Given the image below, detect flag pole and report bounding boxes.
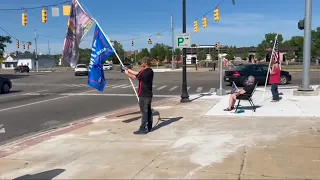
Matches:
[75,0,138,102]
[262,33,278,101]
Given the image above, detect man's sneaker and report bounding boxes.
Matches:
[133,129,148,135]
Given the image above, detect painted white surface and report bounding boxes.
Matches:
[205,85,320,117]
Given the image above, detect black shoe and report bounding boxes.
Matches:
[133,129,148,135]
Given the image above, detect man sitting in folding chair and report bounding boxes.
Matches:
[223,76,256,111]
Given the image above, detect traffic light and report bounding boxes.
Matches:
[214,8,220,21]
[16,41,19,49]
[22,12,27,26]
[232,0,236,5]
[148,38,152,44]
[193,20,198,33]
[22,43,25,49]
[132,40,134,46]
[215,42,219,49]
[202,17,207,28]
[42,9,47,23]
[298,19,304,30]
[27,44,30,50]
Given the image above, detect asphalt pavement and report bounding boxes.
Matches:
[0,69,319,144]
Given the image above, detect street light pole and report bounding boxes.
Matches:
[298,0,313,91]
[34,30,38,72]
[180,0,189,102]
[171,14,175,70]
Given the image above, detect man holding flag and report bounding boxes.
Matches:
[124,57,154,135]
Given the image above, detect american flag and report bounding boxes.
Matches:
[271,39,280,63]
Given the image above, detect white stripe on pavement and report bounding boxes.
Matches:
[112,84,128,88]
[187,87,191,91]
[169,86,178,91]
[121,85,134,88]
[196,87,203,93]
[209,88,215,92]
[156,85,167,90]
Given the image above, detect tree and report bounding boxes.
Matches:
[0,36,12,58]
[256,43,266,60]
[110,41,124,64]
[209,49,218,61]
[311,27,320,58]
[225,46,236,60]
[283,36,303,59]
[285,51,295,61]
[241,49,249,60]
[149,43,169,61]
[197,50,207,61]
[78,48,91,65]
[175,48,181,61]
[165,47,173,62]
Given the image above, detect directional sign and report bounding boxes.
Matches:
[176,33,191,48]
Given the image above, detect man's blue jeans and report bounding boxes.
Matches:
[271,84,279,101]
[139,97,153,131]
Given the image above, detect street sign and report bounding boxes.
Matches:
[176,33,191,48]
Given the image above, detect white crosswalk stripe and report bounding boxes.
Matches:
[169,86,178,91]
[112,84,127,88]
[196,87,203,93]
[156,85,167,90]
[187,87,191,91]
[209,88,216,92]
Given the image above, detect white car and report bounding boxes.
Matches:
[103,63,113,71]
[74,64,88,76]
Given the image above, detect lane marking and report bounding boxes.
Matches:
[196,87,203,93]
[156,85,167,90]
[21,93,179,98]
[36,89,49,93]
[187,87,191,91]
[0,89,96,113]
[169,86,178,91]
[209,88,215,92]
[112,84,127,88]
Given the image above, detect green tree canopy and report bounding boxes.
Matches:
[241,49,249,60]
[209,49,218,61]
[197,50,207,61]
[175,48,181,60]
[149,43,170,61]
[225,46,236,60]
[283,36,303,59]
[0,36,12,58]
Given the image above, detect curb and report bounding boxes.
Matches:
[0,97,179,158]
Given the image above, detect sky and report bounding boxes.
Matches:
[1,0,320,55]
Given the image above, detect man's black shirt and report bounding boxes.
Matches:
[136,68,154,97]
[243,84,255,95]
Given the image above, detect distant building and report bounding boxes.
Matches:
[1,54,57,70]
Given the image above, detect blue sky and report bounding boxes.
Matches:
[1,0,320,55]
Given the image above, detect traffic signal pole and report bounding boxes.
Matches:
[180,0,190,102]
[34,30,38,72]
[299,0,312,91]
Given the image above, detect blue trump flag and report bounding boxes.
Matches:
[88,24,115,91]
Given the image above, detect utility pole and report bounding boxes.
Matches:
[298,0,313,91]
[34,30,38,72]
[216,42,226,96]
[180,0,190,102]
[48,40,51,56]
[171,14,175,69]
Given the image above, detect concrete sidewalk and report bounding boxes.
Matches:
[1,91,320,179]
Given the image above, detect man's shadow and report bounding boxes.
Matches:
[13,169,65,180]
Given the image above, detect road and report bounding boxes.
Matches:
[0,70,319,144]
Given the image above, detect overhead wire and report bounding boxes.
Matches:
[0,1,71,11]
[0,26,33,43]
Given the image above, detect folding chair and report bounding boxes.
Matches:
[235,83,258,112]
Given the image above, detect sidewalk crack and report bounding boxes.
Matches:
[238,146,248,180]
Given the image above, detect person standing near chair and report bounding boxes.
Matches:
[124,57,154,134]
[269,62,280,102]
[223,76,256,111]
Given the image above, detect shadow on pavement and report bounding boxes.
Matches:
[122,110,159,123]
[237,105,262,110]
[13,169,65,180]
[117,111,140,117]
[0,74,29,80]
[152,117,183,131]
[189,92,214,101]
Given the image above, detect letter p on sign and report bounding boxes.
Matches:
[178,37,184,46]
[176,33,191,48]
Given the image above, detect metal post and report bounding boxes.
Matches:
[216,44,226,96]
[34,30,38,72]
[298,0,313,91]
[171,14,175,69]
[180,0,189,102]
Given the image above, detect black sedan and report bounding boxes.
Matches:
[14,65,30,73]
[224,64,292,86]
[0,76,12,94]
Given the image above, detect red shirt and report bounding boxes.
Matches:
[269,67,281,84]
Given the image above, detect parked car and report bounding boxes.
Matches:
[0,76,12,94]
[224,64,292,86]
[74,64,88,76]
[14,65,30,73]
[103,63,113,71]
[120,63,133,72]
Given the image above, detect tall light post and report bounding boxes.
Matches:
[180,0,190,102]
